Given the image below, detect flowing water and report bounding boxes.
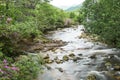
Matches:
[38,25,119,80]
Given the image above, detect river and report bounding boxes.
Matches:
[38,25,120,80]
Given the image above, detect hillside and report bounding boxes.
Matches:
[66,4,82,12]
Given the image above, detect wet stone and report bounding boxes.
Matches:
[69,53,75,57]
[72,57,78,62]
[56,67,64,72]
[54,56,59,60]
[78,54,83,56]
[43,54,50,59]
[72,57,82,62]
[89,54,96,59]
[45,65,52,70]
[105,62,112,66]
[63,55,69,61]
[113,65,120,71]
[55,59,63,64]
[87,74,96,80]
[44,59,54,64]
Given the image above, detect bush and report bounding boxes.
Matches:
[0,59,19,80]
[0,54,43,80]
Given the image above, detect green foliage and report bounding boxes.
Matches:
[36,3,67,31]
[9,21,43,38]
[83,0,120,47]
[0,55,43,80]
[15,55,43,80]
[76,9,84,23]
[0,0,68,58]
[69,12,76,19]
[0,0,69,79]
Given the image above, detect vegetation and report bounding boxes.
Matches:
[1,0,119,79]
[0,0,69,79]
[82,0,120,47]
[65,4,84,24]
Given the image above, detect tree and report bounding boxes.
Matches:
[83,0,120,47]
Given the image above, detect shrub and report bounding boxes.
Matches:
[0,54,43,80]
[0,59,19,80]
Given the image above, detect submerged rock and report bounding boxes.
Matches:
[45,65,52,70]
[69,53,75,57]
[89,54,96,59]
[54,57,63,64]
[87,74,96,80]
[55,59,63,64]
[78,54,83,56]
[63,55,69,61]
[72,57,82,62]
[87,71,115,80]
[56,67,64,72]
[72,57,78,62]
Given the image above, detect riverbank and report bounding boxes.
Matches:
[78,27,120,80]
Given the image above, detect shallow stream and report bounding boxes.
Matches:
[38,25,119,80]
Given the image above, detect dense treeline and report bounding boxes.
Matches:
[0,0,68,79]
[82,0,120,47]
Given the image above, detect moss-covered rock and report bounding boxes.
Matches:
[63,55,69,61]
[44,58,54,64]
[87,74,96,80]
[69,53,75,58]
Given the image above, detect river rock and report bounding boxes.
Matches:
[78,54,83,56]
[81,28,85,31]
[57,68,64,72]
[44,59,53,64]
[114,72,120,80]
[69,53,75,57]
[89,54,96,59]
[87,74,96,80]
[54,57,63,64]
[113,65,120,71]
[63,55,69,61]
[43,54,50,59]
[72,57,82,62]
[73,57,78,62]
[54,56,59,60]
[45,65,52,70]
[55,59,63,64]
[105,62,112,66]
[86,71,116,80]
[103,72,116,80]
